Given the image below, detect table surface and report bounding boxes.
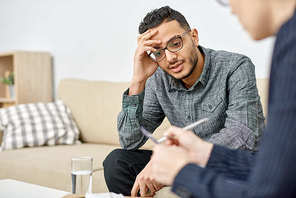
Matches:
[0,179,152,198]
[0,179,69,198]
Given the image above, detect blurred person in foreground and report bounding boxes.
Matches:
[151,0,296,197]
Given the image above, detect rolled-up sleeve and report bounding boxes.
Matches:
[117,77,165,150]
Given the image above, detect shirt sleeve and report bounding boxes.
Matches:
[206,145,255,180]
[208,57,265,150]
[117,76,165,150]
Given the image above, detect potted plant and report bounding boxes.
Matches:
[0,71,15,99]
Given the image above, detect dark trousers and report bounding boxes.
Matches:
[103,149,152,196]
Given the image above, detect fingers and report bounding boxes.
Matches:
[143,40,161,46]
[164,126,184,137]
[163,126,198,147]
[137,30,161,54]
[144,181,156,196]
[131,178,158,197]
[165,137,180,146]
[137,29,151,42]
[152,181,163,191]
[143,46,157,53]
[139,181,147,197]
[130,156,162,197]
[131,181,139,197]
[152,182,160,191]
[138,30,159,43]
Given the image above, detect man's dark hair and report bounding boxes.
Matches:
[139,6,191,34]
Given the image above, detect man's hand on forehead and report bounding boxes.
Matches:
[137,30,163,53]
[138,30,159,42]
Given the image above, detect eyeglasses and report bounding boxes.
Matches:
[149,31,190,62]
[216,0,229,6]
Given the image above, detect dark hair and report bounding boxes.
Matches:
[139,6,191,34]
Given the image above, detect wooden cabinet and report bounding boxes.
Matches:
[0,51,53,107]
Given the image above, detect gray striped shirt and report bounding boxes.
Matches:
[118,46,265,150]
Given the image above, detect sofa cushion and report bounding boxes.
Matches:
[58,79,129,145]
[0,143,119,193]
[0,100,80,151]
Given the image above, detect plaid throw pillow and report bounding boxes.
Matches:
[0,100,81,151]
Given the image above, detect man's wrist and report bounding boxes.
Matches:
[129,78,147,95]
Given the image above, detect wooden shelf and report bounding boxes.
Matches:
[0,98,16,103]
[0,51,53,108]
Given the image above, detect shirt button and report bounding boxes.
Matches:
[208,104,213,110]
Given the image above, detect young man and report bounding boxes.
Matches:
[103,6,265,197]
[151,0,296,197]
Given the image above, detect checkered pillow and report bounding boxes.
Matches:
[0,100,81,151]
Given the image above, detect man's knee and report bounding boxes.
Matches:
[103,149,126,169]
[103,149,134,192]
[103,149,130,180]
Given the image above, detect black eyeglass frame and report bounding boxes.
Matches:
[148,30,191,62]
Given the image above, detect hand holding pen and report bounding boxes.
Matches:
[150,123,214,185]
[150,118,214,169]
[140,118,209,144]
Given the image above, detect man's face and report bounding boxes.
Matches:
[229,0,273,40]
[149,20,199,80]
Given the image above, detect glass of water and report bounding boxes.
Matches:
[71,157,93,195]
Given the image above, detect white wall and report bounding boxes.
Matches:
[0,0,274,96]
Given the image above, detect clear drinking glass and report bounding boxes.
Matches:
[71,157,93,195]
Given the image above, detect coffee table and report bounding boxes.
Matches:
[0,179,152,198]
[0,179,69,198]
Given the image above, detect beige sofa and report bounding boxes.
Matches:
[0,78,269,197]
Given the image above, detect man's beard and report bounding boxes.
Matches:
[174,47,199,80]
[180,51,198,80]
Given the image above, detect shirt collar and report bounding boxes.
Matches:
[169,45,211,91]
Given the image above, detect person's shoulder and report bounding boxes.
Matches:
[206,47,254,75]
[271,11,296,74]
[207,47,252,64]
[275,10,296,53]
[278,10,296,38]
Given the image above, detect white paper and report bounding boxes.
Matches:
[86,192,124,198]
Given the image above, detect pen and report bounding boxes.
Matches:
[140,126,160,144]
[158,117,209,143]
[140,117,209,144]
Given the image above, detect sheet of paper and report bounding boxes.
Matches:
[86,192,124,198]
